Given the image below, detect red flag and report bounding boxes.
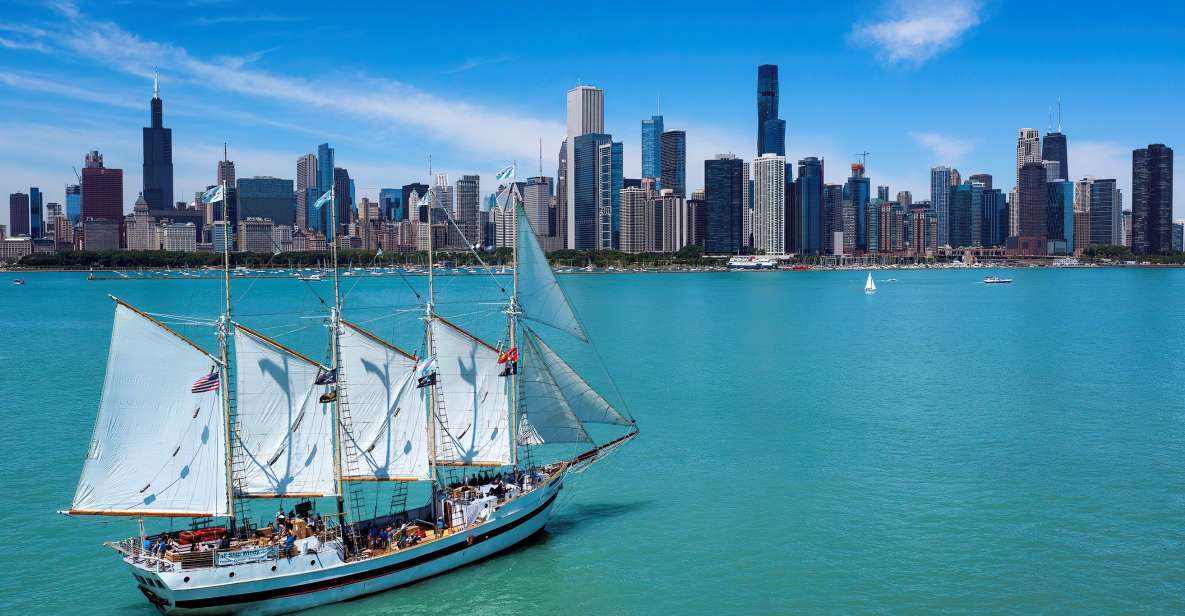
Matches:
[498,347,518,364]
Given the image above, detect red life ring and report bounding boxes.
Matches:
[465,535,474,546]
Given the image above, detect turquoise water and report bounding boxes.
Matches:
[3,268,1185,614]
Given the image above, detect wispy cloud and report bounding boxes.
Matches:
[440,54,515,75]
[851,0,983,64]
[191,14,303,27]
[0,71,141,110]
[910,131,976,163]
[46,0,81,20]
[0,36,49,52]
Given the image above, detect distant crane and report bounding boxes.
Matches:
[855,151,870,167]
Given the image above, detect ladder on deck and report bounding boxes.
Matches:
[226,357,251,534]
[427,328,463,528]
[387,481,409,520]
[332,340,367,549]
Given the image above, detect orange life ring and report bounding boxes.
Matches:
[466,535,474,546]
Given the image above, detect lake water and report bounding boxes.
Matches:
[2,268,1184,614]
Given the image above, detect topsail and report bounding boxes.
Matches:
[430,318,512,466]
[70,300,228,517]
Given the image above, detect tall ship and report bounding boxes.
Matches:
[61,175,638,615]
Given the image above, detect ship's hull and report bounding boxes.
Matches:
[134,478,562,615]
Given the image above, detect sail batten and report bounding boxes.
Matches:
[70,301,229,517]
[338,321,430,481]
[515,202,589,341]
[430,319,512,466]
[234,324,338,498]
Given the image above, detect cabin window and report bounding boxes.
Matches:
[183,577,190,583]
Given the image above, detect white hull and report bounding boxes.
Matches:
[133,478,563,615]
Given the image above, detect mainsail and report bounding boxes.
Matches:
[234,324,337,498]
[429,318,512,466]
[515,202,588,341]
[70,300,228,517]
[338,321,430,481]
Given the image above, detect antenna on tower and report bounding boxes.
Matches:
[1057,96,1062,132]
[428,154,432,178]
[223,142,227,161]
[538,138,543,176]
[152,67,159,99]
[1047,106,1052,133]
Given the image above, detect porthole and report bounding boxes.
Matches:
[228,571,235,578]
[183,576,190,583]
[271,565,277,572]
[310,560,316,566]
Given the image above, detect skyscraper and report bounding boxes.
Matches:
[332,167,351,239]
[454,175,480,248]
[796,157,823,255]
[1042,131,1068,181]
[1016,128,1042,187]
[1047,179,1074,254]
[704,154,744,255]
[572,132,612,250]
[1013,161,1048,254]
[65,184,81,223]
[846,163,870,250]
[29,187,43,239]
[403,182,429,223]
[1132,144,1174,255]
[8,192,29,236]
[756,65,785,157]
[641,115,663,182]
[565,85,604,248]
[896,190,913,207]
[949,182,975,248]
[660,130,686,197]
[824,184,844,254]
[141,74,174,211]
[81,150,123,221]
[523,176,554,241]
[216,154,235,187]
[1089,178,1120,246]
[753,154,786,254]
[378,188,402,222]
[930,166,952,246]
[969,173,993,192]
[296,153,317,230]
[237,177,296,226]
[877,185,890,202]
[596,140,623,250]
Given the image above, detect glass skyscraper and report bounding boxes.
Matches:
[704,155,744,254]
[29,187,43,239]
[756,64,785,157]
[596,140,623,250]
[846,164,870,250]
[1132,144,1174,254]
[642,115,663,183]
[660,130,686,196]
[237,177,296,226]
[572,133,613,250]
[142,78,174,210]
[65,184,81,223]
[796,157,823,255]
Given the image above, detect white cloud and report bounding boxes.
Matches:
[0,36,48,52]
[851,0,983,64]
[910,132,976,164]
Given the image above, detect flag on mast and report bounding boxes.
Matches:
[200,185,225,204]
[495,164,515,183]
[311,189,334,210]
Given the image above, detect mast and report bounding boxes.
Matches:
[424,186,440,520]
[217,163,236,528]
[328,187,347,526]
[507,163,519,469]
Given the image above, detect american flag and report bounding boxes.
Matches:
[191,370,220,393]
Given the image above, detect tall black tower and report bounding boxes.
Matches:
[757,64,785,157]
[142,72,174,210]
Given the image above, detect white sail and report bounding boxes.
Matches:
[525,327,632,427]
[516,202,589,342]
[864,272,876,293]
[429,319,512,466]
[338,322,430,481]
[71,301,228,517]
[517,329,592,446]
[234,325,337,497]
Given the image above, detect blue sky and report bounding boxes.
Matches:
[1,0,1182,227]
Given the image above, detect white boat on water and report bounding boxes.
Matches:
[61,181,638,615]
[864,272,877,294]
[983,275,1013,284]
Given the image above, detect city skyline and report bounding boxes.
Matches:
[1,1,1183,231]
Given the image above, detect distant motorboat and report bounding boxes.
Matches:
[12,279,25,285]
[864,272,877,294]
[984,275,1013,284]
[885,278,897,283]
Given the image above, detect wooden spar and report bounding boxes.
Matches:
[570,428,639,466]
[433,314,500,352]
[108,296,220,364]
[234,322,327,368]
[65,509,218,518]
[339,476,427,482]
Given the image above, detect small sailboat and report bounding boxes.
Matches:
[864,272,877,294]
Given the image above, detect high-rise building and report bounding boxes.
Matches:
[125,195,156,250]
[8,193,29,236]
[618,184,653,254]
[564,85,604,248]
[824,184,844,255]
[596,140,624,249]
[29,187,43,239]
[877,185,890,202]
[332,167,352,239]
[141,74,174,211]
[704,154,744,255]
[1172,220,1184,252]
[316,143,334,192]
[237,177,296,226]
[1012,161,1048,254]
[846,163,871,250]
[753,154,786,254]
[216,155,235,187]
[1089,178,1121,246]
[81,151,123,221]
[378,188,402,222]
[1016,128,1042,187]
[1132,144,1174,255]
[454,175,480,248]
[296,153,317,229]
[1047,180,1074,254]
[523,176,554,244]
[403,182,430,223]
[1042,131,1069,182]
[983,188,1007,247]
[969,173,993,192]
[796,157,824,255]
[660,130,686,196]
[756,64,785,157]
[930,166,952,246]
[570,132,611,250]
[1073,177,1093,255]
[65,184,81,223]
[896,190,913,207]
[949,182,976,248]
[1123,210,1133,247]
[641,115,663,183]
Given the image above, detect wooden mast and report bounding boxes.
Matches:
[328,187,347,528]
[424,186,440,523]
[217,155,237,528]
[507,163,520,470]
